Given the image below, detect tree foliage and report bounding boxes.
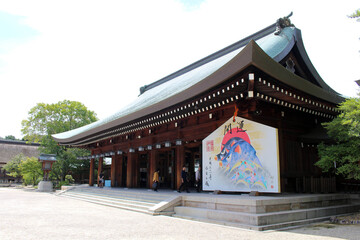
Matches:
[3,154,43,185]
[316,93,360,179]
[3,153,24,178]
[50,147,91,182]
[348,9,360,18]
[5,135,16,140]
[19,157,43,185]
[21,100,97,181]
[22,100,97,144]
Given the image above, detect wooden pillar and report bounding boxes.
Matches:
[126,153,134,188]
[176,145,185,189]
[110,155,116,187]
[116,156,123,187]
[89,158,94,186]
[97,157,103,186]
[149,150,157,189]
[134,155,139,188]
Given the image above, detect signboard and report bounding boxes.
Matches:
[105,180,111,187]
[202,116,280,193]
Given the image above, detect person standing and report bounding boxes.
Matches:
[195,166,201,192]
[152,169,160,192]
[98,172,104,188]
[178,166,189,193]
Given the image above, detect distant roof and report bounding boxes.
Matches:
[0,139,40,147]
[53,20,344,145]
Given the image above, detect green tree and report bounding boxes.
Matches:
[3,153,25,178]
[348,9,360,18]
[50,147,91,182]
[21,100,97,181]
[349,9,360,53]
[22,100,97,144]
[316,93,360,179]
[19,157,43,185]
[5,135,16,140]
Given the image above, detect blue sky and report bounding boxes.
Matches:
[0,0,359,139]
[179,0,205,11]
[0,11,37,44]
[0,11,38,69]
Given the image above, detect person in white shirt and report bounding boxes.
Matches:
[195,166,201,192]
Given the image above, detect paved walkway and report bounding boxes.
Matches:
[1,187,360,240]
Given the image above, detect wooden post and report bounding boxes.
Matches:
[149,150,157,189]
[126,153,134,188]
[89,158,94,186]
[134,155,139,188]
[111,155,116,187]
[116,156,123,187]
[176,145,185,189]
[97,157,103,186]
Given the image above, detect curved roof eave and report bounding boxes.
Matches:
[260,27,340,96]
[292,29,340,95]
[250,39,344,104]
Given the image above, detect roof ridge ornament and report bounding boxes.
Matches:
[275,12,294,35]
[139,85,148,95]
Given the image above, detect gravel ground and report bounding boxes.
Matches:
[0,187,360,240]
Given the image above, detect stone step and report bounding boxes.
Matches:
[58,187,178,215]
[60,194,153,214]
[62,195,153,212]
[62,191,156,209]
[254,216,334,231]
[65,190,162,205]
[256,204,360,225]
[174,203,360,228]
[172,213,331,231]
[71,188,172,202]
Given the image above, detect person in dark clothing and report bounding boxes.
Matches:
[98,172,104,188]
[178,166,189,193]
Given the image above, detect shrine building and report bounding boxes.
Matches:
[53,16,344,193]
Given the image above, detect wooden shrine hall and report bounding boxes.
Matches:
[53,15,344,193]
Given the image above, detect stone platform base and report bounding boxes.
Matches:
[173,193,360,230]
[56,186,360,231]
[38,181,53,192]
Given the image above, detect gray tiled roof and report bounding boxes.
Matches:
[53,24,342,144]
